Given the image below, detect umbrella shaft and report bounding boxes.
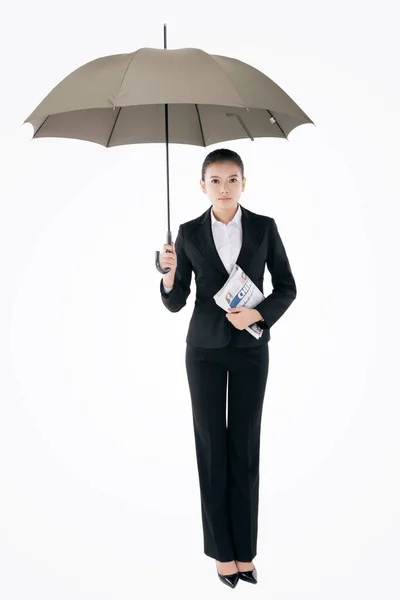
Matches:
[165,103,170,233]
[164,23,171,239]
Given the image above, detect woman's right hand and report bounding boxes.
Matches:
[160,242,177,278]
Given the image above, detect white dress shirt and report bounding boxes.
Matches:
[163,203,243,293]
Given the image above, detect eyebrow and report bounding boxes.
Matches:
[209,174,240,178]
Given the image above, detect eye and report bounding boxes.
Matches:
[210,178,238,183]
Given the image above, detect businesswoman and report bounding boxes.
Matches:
[159,148,296,588]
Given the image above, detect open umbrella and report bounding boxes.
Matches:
[24,24,314,274]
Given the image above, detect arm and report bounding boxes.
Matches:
[252,218,297,329]
[159,224,193,312]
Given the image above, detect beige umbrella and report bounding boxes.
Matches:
[24,24,314,273]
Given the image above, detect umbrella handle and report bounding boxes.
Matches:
[155,229,173,274]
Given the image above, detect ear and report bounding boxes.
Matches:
[242,176,247,192]
[199,179,206,194]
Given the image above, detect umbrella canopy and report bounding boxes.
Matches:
[24,47,314,147]
[24,34,314,275]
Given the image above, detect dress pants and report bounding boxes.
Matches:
[185,341,269,562]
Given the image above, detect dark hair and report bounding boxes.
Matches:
[201,148,244,181]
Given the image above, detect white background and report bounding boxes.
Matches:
[1,1,399,598]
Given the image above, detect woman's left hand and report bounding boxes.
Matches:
[226,306,260,330]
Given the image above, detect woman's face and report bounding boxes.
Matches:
[200,161,246,209]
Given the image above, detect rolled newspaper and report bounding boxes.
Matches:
[213,264,265,339]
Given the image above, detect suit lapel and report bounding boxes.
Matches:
[190,203,264,278]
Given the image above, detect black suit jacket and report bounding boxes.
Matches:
[160,203,296,349]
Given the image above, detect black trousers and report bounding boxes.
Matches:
[185,341,270,562]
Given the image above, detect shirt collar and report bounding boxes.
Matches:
[211,203,242,228]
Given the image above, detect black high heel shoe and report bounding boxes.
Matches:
[216,566,240,588]
[237,567,258,584]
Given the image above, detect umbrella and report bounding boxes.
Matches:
[24,24,314,274]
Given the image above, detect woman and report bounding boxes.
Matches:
[159,148,296,588]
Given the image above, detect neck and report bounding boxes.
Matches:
[211,202,239,224]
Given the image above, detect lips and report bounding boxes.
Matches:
[218,197,231,200]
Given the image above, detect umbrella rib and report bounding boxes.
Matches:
[106,107,122,147]
[106,51,139,147]
[33,115,50,138]
[226,113,254,141]
[266,110,288,140]
[195,105,206,146]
